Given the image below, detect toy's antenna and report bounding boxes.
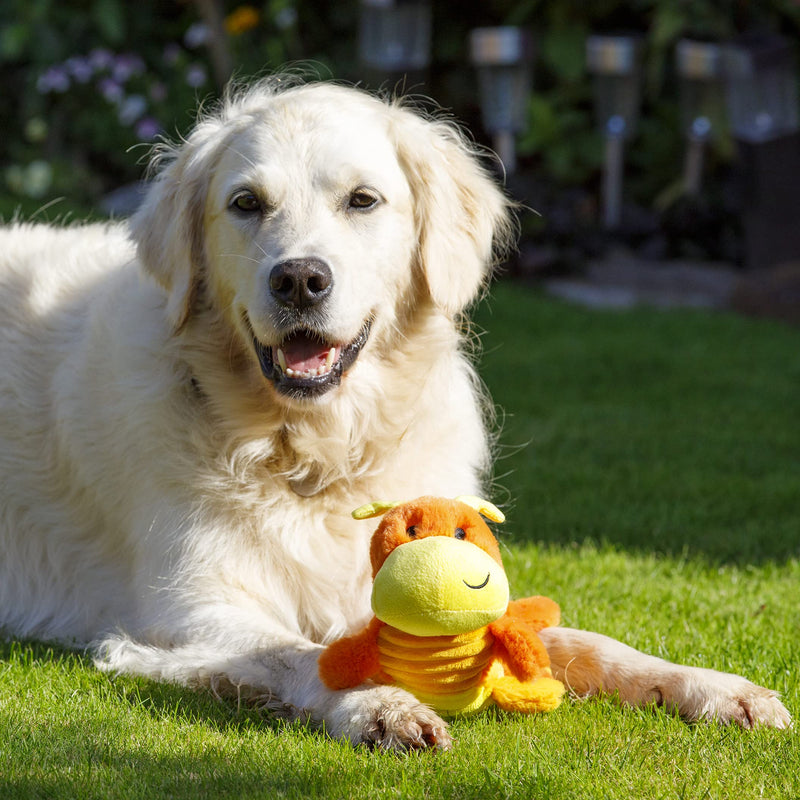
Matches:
[351,501,399,520]
[455,495,506,523]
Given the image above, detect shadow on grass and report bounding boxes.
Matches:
[0,640,568,800]
[0,637,290,736]
[0,639,334,800]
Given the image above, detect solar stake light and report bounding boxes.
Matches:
[586,34,643,229]
[469,26,534,174]
[724,32,799,143]
[676,40,724,195]
[359,0,431,73]
[724,33,800,269]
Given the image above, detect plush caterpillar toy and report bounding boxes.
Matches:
[318,495,565,716]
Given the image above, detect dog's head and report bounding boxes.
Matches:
[131,79,513,403]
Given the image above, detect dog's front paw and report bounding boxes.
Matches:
[666,668,791,729]
[706,678,791,730]
[326,685,451,751]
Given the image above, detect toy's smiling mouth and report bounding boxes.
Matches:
[249,319,372,399]
[463,573,491,590]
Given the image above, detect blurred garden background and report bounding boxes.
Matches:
[3,0,800,319]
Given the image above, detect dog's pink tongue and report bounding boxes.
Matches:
[279,334,333,372]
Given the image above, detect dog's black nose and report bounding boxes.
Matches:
[269,258,333,309]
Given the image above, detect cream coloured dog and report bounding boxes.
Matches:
[0,80,789,749]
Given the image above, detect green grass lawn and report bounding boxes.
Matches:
[2,281,798,799]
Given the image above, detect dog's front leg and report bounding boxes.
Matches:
[221,642,452,750]
[94,631,452,750]
[538,627,791,728]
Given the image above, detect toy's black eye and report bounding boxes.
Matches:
[406,526,417,538]
[230,191,262,214]
[454,528,466,540]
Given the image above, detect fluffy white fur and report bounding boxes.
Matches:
[0,80,789,749]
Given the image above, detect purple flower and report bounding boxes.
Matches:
[89,48,114,71]
[65,56,93,84]
[185,63,208,88]
[112,54,145,84]
[118,94,147,126]
[99,77,124,104]
[37,67,70,94]
[184,22,209,49]
[135,117,161,141]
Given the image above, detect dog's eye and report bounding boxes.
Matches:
[230,192,262,214]
[454,528,466,540]
[348,190,378,211]
[406,525,417,538]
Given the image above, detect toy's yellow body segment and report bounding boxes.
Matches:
[378,625,496,714]
[376,624,564,716]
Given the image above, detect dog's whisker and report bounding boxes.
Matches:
[219,252,262,265]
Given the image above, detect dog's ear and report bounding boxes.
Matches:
[390,107,515,316]
[130,119,224,331]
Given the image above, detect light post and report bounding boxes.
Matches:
[676,40,724,196]
[358,0,431,76]
[469,27,534,174]
[725,33,798,142]
[724,33,800,269]
[586,35,643,229]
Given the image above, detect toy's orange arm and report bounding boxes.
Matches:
[318,617,383,690]
[489,612,552,682]
[506,596,560,631]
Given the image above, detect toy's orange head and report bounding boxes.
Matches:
[358,495,504,578]
[353,496,508,636]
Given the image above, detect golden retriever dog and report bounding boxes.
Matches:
[0,79,789,749]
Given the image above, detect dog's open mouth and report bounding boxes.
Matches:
[252,320,372,398]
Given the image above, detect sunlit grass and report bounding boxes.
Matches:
[2,281,798,799]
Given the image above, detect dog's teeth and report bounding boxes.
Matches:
[281,349,337,380]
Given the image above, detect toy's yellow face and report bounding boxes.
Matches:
[371,536,510,636]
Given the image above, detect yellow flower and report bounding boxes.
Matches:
[225,5,260,36]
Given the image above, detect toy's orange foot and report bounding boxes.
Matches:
[492,675,566,714]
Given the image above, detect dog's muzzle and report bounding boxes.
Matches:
[248,258,372,399]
